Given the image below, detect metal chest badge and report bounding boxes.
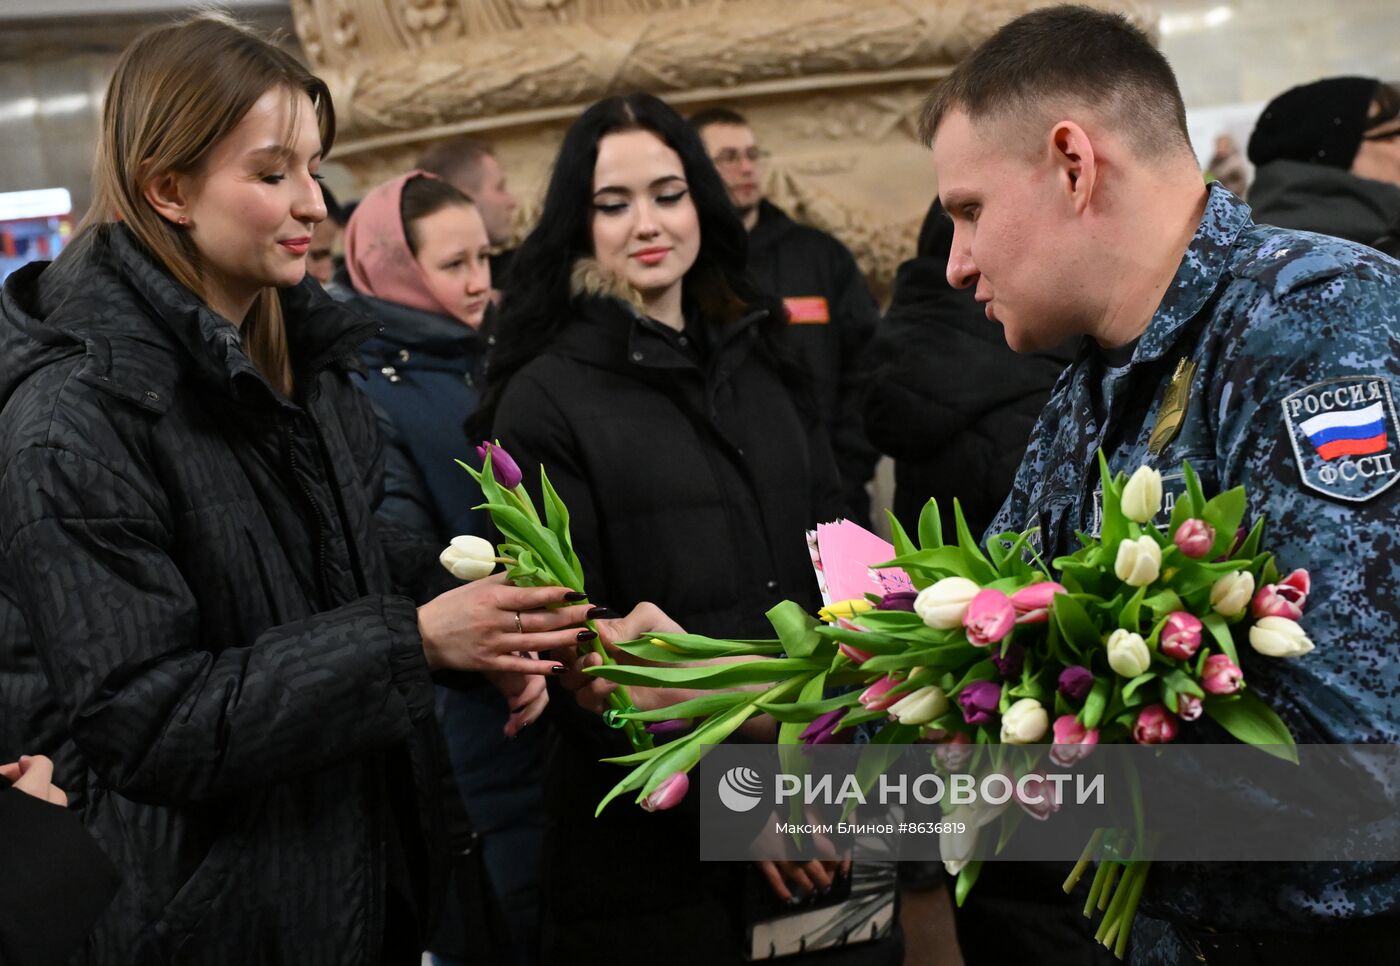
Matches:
[1282,375,1400,502]
[1148,358,1196,456]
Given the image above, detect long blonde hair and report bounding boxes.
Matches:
[73,14,335,397]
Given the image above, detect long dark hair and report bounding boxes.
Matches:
[477,92,791,430]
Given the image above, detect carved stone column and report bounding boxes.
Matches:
[292,0,1155,293]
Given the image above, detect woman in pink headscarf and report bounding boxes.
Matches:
[345,171,546,966]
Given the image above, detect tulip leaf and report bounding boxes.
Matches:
[954,862,983,907]
[1202,486,1247,558]
[954,499,998,584]
[594,751,668,814]
[778,672,829,743]
[619,692,751,722]
[1181,460,1207,518]
[888,511,919,561]
[1142,589,1184,619]
[861,643,977,673]
[1200,612,1239,664]
[476,502,578,591]
[642,632,783,657]
[1097,451,1128,549]
[1118,586,1146,632]
[1082,678,1111,731]
[1203,691,1299,764]
[584,657,823,688]
[1052,594,1102,654]
[539,467,583,582]
[919,498,944,550]
[1162,668,1204,699]
[949,659,999,697]
[1119,671,1156,703]
[761,687,857,724]
[814,625,930,655]
[767,600,822,658]
[1234,516,1267,561]
[877,546,969,581]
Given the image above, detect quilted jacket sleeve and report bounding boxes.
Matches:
[0,444,435,806]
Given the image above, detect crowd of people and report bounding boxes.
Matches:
[1,4,1398,965]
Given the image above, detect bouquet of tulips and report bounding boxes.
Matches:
[441,442,654,754]
[569,453,1315,958]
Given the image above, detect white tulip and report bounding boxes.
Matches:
[1106,629,1151,678]
[1000,698,1049,744]
[1249,616,1315,658]
[1210,570,1255,617]
[915,577,981,630]
[1114,536,1162,587]
[889,686,949,725]
[439,534,498,581]
[1121,466,1163,523]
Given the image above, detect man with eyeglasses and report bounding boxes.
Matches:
[691,107,881,525]
[1247,76,1400,250]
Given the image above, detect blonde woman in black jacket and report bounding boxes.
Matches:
[0,16,595,963]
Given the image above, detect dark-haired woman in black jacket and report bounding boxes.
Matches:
[478,92,902,965]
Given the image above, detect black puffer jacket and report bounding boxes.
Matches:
[0,225,454,964]
[1248,159,1400,248]
[490,268,841,963]
[864,247,1076,540]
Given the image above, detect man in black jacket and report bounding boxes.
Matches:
[864,199,1077,540]
[691,107,881,524]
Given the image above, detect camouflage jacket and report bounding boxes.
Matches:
[988,184,1400,938]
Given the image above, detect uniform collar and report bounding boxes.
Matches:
[1132,183,1252,365]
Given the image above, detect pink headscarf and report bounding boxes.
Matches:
[344,169,458,318]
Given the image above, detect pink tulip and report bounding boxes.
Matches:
[963,589,1016,647]
[1133,704,1179,744]
[1010,581,1066,624]
[1201,654,1244,695]
[1050,715,1099,767]
[1176,693,1203,721]
[1173,518,1216,558]
[859,675,902,712]
[641,771,689,812]
[1015,772,1063,821]
[1251,569,1310,620]
[839,641,875,665]
[1160,611,1203,660]
[934,732,973,771]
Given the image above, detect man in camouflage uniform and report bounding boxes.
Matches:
[923,6,1399,963]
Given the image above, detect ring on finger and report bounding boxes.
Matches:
[514,611,523,634]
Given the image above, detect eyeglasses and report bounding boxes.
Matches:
[711,147,770,168]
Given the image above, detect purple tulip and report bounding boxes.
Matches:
[645,718,692,736]
[958,681,1001,725]
[476,440,523,489]
[1057,665,1094,701]
[641,771,689,812]
[800,708,848,745]
[877,590,919,611]
[991,642,1025,680]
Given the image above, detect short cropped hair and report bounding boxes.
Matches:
[414,136,496,192]
[688,106,750,132]
[919,4,1191,161]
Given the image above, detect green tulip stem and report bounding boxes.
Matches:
[1096,861,1121,912]
[1064,828,1106,895]
[1113,862,1150,960]
[1093,862,1131,945]
[583,618,653,751]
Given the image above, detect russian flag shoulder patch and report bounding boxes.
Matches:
[1282,375,1400,502]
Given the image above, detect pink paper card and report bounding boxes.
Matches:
[813,519,916,605]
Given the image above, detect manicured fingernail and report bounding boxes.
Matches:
[551,664,567,674]
[576,629,597,643]
[784,895,801,907]
[585,606,611,619]
[564,591,588,601]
